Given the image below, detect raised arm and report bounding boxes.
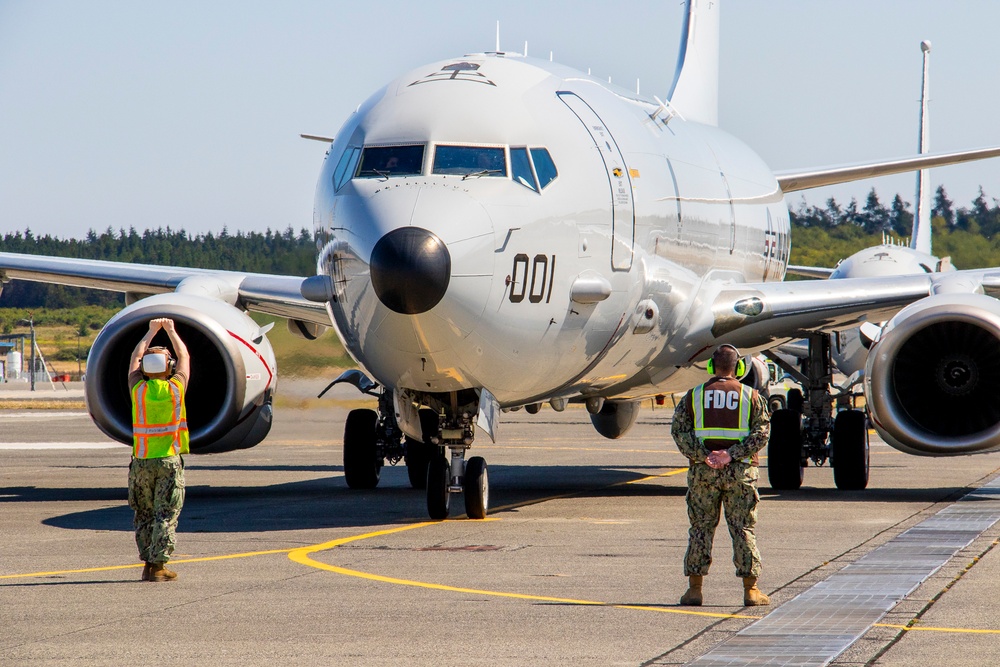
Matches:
[128,320,162,375]
[160,318,190,382]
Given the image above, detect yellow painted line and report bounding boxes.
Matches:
[288,537,757,620]
[285,467,762,620]
[875,623,1000,635]
[0,547,295,580]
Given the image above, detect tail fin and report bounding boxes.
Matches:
[911,40,932,254]
[667,0,720,126]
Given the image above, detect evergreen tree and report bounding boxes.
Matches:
[889,195,913,239]
[861,188,889,235]
[933,185,955,227]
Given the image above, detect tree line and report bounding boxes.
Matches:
[0,226,315,308]
[2,184,1000,309]
[789,185,1000,270]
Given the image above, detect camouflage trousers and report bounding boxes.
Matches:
[684,461,762,578]
[128,456,185,565]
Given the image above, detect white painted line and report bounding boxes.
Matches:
[0,442,122,450]
[2,412,88,420]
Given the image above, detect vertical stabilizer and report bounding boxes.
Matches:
[667,0,720,126]
[912,40,932,253]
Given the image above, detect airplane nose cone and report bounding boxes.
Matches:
[370,227,451,314]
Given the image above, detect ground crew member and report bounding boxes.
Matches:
[671,344,771,606]
[127,317,190,582]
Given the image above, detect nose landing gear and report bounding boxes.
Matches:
[426,414,489,520]
[327,371,490,520]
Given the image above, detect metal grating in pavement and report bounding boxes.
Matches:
[685,477,1000,667]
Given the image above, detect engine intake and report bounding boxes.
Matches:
[86,293,276,453]
[865,293,1000,455]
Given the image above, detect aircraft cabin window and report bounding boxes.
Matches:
[530,148,558,189]
[510,147,538,191]
[333,146,361,191]
[433,145,506,178]
[355,145,424,178]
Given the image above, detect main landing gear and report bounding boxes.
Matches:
[325,372,490,520]
[765,333,869,491]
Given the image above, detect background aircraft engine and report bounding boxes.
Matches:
[590,400,642,440]
[865,292,1000,456]
[85,293,276,453]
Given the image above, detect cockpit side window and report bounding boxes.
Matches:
[333,146,361,191]
[530,148,558,189]
[510,147,538,192]
[433,145,506,178]
[356,145,424,178]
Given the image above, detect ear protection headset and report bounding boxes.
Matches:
[706,343,746,377]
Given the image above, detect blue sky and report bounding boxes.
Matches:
[2,1,999,239]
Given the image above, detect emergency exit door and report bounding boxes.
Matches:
[557,92,634,271]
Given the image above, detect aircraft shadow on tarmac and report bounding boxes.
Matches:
[28,464,683,533]
[15,462,982,534]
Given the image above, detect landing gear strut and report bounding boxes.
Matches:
[765,332,869,490]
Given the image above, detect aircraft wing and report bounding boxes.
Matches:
[785,265,835,279]
[776,145,1000,193]
[0,252,332,325]
[703,268,1000,352]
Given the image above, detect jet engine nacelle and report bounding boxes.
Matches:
[590,400,641,440]
[864,292,1000,456]
[86,293,277,453]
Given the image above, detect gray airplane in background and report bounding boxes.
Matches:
[4,0,1000,520]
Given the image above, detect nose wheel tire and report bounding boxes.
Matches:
[463,456,489,519]
[426,453,451,520]
[343,409,381,489]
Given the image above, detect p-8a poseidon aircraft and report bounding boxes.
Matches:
[4,0,1000,520]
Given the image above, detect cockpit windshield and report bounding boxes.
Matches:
[356,145,424,178]
[433,146,506,178]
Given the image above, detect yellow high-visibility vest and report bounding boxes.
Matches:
[131,377,189,458]
[692,381,753,445]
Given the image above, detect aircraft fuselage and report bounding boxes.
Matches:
[314,54,790,407]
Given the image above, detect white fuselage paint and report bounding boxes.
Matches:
[314,55,789,407]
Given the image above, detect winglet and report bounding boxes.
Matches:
[667,0,720,127]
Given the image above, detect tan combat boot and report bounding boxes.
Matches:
[743,577,770,606]
[148,563,178,582]
[141,562,152,581]
[679,575,704,606]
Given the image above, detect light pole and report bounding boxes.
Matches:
[17,315,35,392]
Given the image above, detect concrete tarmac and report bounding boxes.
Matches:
[2,386,1000,666]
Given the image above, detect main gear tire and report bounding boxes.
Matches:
[426,452,451,520]
[767,409,803,490]
[832,410,870,490]
[787,388,804,414]
[463,456,489,519]
[405,409,439,489]
[343,409,381,489]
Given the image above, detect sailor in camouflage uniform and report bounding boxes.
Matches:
[671,344,771,606]
[127,318,191,583]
